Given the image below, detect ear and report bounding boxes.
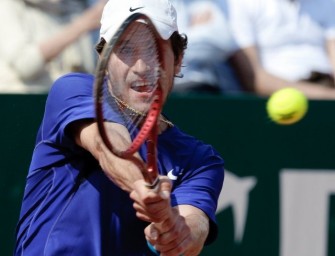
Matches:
[174,55,183,76]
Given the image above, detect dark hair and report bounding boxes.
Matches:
[95,31,188,62]
[170,31,188,61]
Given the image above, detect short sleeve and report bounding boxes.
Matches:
[29,73,96,171]
[41,73,96,144]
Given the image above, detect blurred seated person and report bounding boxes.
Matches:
[0,0,106,93]
[225,0,335,99]
[171,0,242,94]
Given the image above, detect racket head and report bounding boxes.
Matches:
[94,13,164,181]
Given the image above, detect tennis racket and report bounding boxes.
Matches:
[94,12,165,189]
[94,13,167,254]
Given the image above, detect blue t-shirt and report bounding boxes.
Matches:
[14,73,224,256]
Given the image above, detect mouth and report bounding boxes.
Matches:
[130,80,156,93]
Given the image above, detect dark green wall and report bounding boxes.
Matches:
[164,94,335,256]
[1,94,335,255]
[1,95,46,256]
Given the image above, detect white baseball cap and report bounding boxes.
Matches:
[100,0,178,42]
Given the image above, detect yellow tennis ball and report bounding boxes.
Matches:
[266,87,308,125]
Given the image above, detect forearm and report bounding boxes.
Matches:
[39,18,90,62]
[177,205,210,255]
[39,1,104,62]
[73,121,143,192]
[326,38,335,80]
[255,69,335,99]
[231,47,335,99]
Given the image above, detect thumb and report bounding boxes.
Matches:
[158,176,172,199]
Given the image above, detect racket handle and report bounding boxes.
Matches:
[147,240,184,256]
[147,240,160,255]
[144,176,160,192]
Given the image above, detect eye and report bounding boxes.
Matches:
[118,45,133,55]
[146,45,156,55]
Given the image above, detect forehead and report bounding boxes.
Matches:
[119,21,156,43]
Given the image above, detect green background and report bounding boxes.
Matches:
[1,94,334,255]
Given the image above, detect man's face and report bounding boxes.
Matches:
[106,22,179,113]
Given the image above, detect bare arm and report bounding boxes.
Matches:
[177,205,210,256]
[231,46,335,99]
[326,38,335,83]
[72,120,143,192]
[39,0,106,62]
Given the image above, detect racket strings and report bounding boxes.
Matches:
[103,81,143,137]
[104,22,159,137]
[97,15,174,160]
[111,92,173,128]
[104,21,166,138]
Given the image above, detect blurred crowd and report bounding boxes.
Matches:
[0,0,334,99]
[0,0,104,93]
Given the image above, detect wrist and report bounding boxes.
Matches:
[179,209,210,247]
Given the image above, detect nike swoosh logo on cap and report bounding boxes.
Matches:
[129,7,144,12]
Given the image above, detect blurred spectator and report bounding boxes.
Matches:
[0,0,106,93]
[224,0,335,99]
[171,0,242,94]
[86,0,102,45]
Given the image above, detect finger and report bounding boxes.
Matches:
[146,223,159,241]
[155,215,192,254]
[131,180,166,203]
[130,188,169,211]
[158,218,188,245]
[155,177,172,207]
[158,176,172,197]
[156,236,189,256]
[145,224,160,255]
[157,232,197,256]
[133,201,171,222]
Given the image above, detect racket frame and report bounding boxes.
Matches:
[94,13,163,186]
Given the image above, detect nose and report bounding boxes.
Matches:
[133,58,150,75]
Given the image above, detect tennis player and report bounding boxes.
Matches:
[14,0,224,255]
